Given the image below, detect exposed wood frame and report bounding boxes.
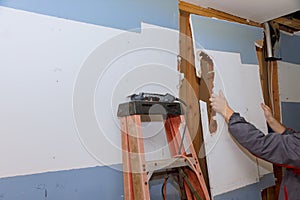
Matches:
[179,1,282,199]
[271,11,300,34]
[179,10,211,190]
[269,61,283,199]
[179,1,261,28]
[256,47,282,200]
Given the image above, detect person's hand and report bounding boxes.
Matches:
[260,103,285,133]
[210,90,234,122]
[210,90,228,116]
[260,103,274,123]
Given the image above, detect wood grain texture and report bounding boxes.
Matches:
[179,1,261,28]
[179,10,211,193]
[257,47,282,200]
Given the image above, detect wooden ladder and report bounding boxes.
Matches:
[118,101,210,200]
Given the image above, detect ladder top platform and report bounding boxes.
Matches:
[117,101,183,117]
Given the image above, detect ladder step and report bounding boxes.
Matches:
[146,157,195,181]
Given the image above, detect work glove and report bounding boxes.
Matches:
[209,90,228,117]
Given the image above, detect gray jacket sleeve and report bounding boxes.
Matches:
[228,113,300,168]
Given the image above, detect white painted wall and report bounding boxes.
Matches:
[199,50,273,196]
[0,7,179,178]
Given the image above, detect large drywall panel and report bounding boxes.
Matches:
[0,7,179,178]
[199,51,272,197]
[189,15,261,66]
[190,15,273,197]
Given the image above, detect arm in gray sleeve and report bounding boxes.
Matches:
[228,113,300,168]
[282,127,296,135]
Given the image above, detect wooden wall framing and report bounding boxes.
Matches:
[179,1,282,199]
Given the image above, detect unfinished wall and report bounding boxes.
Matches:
[0,0,179,199]
[278,32,300,132]
[190,15,274,199]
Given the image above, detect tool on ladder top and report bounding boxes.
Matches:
[117,92,210,200]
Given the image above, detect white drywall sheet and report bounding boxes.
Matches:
[0,7,179,178]
[189,14,274,196]
[278,61,300,103]
[198,50,273,196]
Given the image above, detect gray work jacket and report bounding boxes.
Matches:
[228,113,300,200]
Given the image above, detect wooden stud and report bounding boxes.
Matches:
[179,1,261,28]
[270,61,283,199]
[179,9,210,192]
[256,45,283,200]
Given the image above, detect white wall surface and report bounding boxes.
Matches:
[199,50,273,196]
[0,7,179,178]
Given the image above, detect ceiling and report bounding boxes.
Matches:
[183,0,300,33]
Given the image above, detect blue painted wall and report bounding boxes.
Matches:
[3,166,274,200]
[279,33,300,133]
[0,166,124,200]
[214,173,274,200]
[215,183,261,200]
[0,0,178,30]
[190,15,263,64]
[280,33,300,65]
[0,165,181,200]
[281,102,300,131]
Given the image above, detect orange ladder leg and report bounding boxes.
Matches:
[121,115,150,200]
[165,115,210,200]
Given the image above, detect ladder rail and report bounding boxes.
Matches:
[118,101,210,200]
